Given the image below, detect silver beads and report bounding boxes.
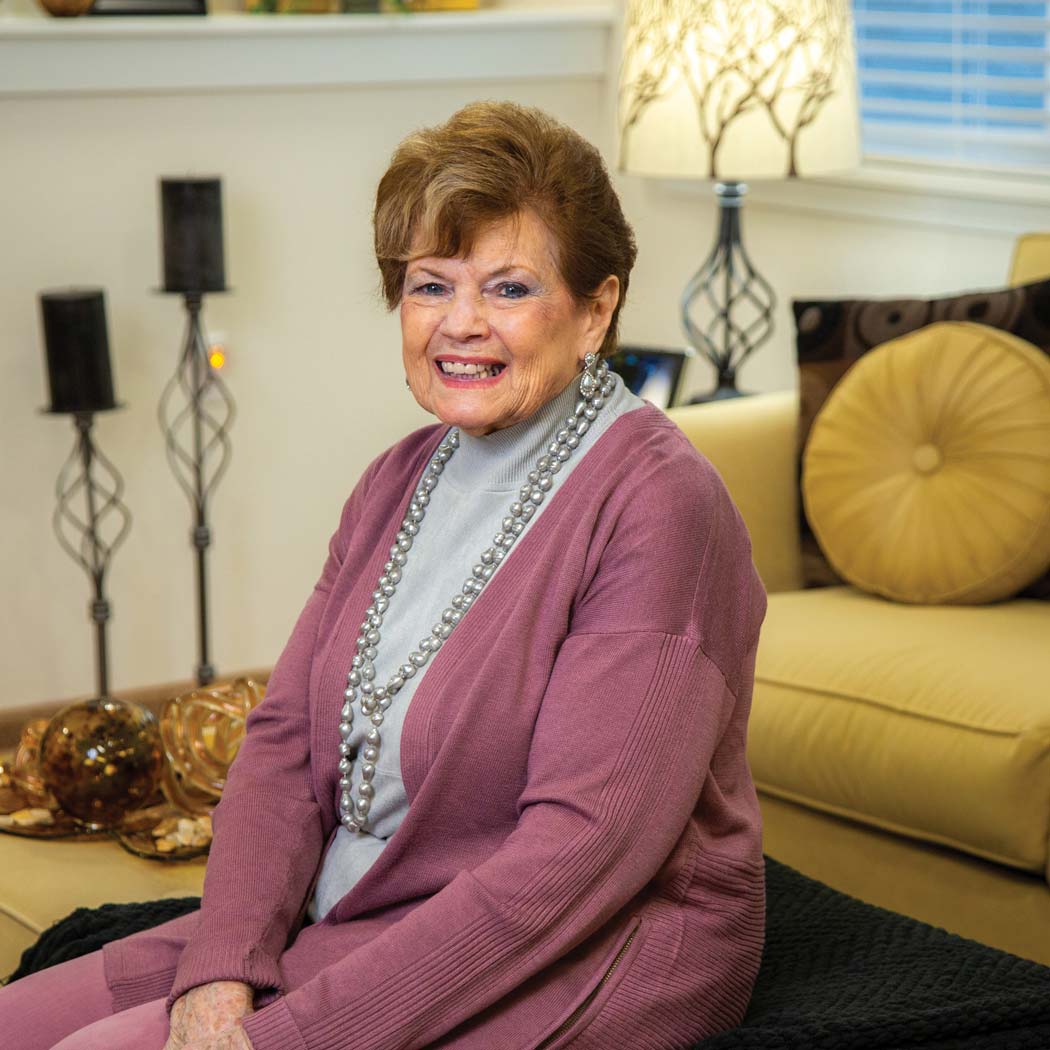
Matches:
[336,356,611,833]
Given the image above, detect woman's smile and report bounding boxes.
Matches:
[433,355,508,387]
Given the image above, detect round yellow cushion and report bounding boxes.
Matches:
[802,321,1050,604]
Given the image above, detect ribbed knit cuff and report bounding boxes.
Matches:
[165,940,285,1012]
[109,968,179,1013]
[242,997,309,1050]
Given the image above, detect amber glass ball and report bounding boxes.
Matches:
[40,698,164,829]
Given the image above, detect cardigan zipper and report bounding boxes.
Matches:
[533,918,641,1050]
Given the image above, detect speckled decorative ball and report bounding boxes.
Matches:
[40,698,164,829]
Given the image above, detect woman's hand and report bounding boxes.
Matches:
[163,980,254,1050]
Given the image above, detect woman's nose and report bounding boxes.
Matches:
[440,291,489,341]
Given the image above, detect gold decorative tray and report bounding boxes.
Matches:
[0,773,211,862]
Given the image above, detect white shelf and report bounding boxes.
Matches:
[0,5,617,95]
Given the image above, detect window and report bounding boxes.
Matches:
[852,1,1050,172]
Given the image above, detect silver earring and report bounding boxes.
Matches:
[579,352,600,397]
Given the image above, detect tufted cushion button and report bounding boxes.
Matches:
[911,443,943,475]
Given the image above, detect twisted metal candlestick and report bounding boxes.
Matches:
[158,292,235,686]
[53,412,132,699]
[681,182,776,402]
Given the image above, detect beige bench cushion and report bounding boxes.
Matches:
[749,587,1050,877]
[0,834,204,978]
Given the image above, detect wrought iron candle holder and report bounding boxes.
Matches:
[157,292,235,687]
[157,176,234,687]
[39,287,130,699]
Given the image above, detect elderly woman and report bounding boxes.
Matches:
[2,101,767,1050]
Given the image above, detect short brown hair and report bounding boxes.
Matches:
[374,101,637,358]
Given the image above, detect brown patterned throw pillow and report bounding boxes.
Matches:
[793,278,1050,600]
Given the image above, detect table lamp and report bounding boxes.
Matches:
[619,0,860,400]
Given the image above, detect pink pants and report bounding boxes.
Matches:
[0,951,171,1050]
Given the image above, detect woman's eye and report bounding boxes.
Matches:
[412,282,446,296]
[496,282,529,299]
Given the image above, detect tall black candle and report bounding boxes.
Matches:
[40,289,118,414]
[160,177,227,294]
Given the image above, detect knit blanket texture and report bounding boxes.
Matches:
[7,857,1050,1049]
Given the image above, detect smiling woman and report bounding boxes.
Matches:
[376,103,632,437]
[0,102,768,1050]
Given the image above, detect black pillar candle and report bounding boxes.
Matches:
[160,177,227,294]
[39,289,118,414]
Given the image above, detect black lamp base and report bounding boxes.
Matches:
[681,182,775,395]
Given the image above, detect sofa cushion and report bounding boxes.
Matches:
[748,587,1050,876]
[802,322,1050,604]
[792,277,1050,600]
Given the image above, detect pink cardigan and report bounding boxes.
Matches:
[105,404,768,1050]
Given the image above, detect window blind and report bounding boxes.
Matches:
[852,1,1050,171]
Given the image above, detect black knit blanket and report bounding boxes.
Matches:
[7,857,1050,1049]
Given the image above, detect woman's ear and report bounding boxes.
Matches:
[581,275,620,359]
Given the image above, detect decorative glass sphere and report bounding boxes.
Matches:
[40,697,164,829]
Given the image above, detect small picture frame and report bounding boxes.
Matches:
[88,0,206,14]
[608,345,689,409]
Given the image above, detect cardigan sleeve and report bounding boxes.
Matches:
[239,448,768,1050]
[166,454,386,1007]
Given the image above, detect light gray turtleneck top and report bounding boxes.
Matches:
[309,371,646,921]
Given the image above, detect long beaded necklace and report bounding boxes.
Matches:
[336,353,615,834]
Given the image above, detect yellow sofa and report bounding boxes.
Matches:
[668,391,1050,966]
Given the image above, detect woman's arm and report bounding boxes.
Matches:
[166,452,389,1007]
[237,447,768,1050]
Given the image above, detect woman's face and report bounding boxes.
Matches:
[400,210,618,437]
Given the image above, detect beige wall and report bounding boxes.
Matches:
[0,31,1028,707]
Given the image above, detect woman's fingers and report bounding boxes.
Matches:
[178,1026,253,1050]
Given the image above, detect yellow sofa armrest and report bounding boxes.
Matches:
[666,390,803,593]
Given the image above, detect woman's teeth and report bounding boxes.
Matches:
[439,361,505,379]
